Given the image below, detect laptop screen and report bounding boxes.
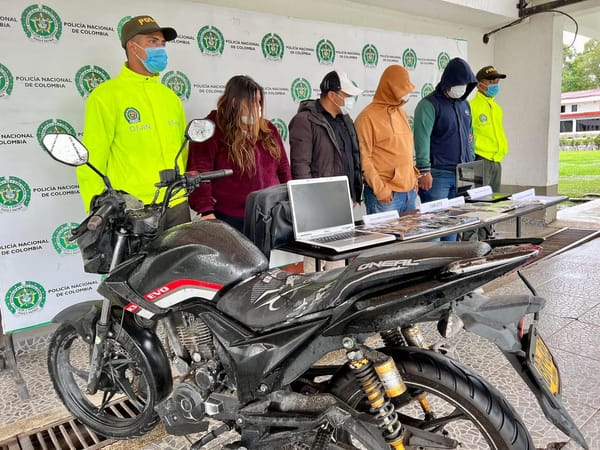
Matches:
[456,160,485,197]
[287,176,354,235]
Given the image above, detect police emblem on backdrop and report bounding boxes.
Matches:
[197,25,225,56]
[0,176,31,211]
[21,4,62,42]
[5,281,47,315]
[75,65,110,98]
[402,48,418,70]
[261,33,285,62]
[362,44,379,68]
[437,52,450,71]
[162,71,192,102]
[316,39,336,65]
[290,78,311,103]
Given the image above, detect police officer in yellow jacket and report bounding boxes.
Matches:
[470,66,508,192]
[77,15,188,227]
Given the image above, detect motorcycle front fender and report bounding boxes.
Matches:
[52,300,173,403]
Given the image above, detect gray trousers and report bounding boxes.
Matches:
[476,155,502,192]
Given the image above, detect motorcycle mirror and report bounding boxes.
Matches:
[42,133,114,191]
[186,119,216,143]
[41,133,89,167]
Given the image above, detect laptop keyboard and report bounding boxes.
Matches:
[312,231,361,243]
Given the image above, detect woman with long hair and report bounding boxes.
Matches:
[187,75,291,232]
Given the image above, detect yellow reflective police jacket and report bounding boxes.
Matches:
[470,90,508,163]
[77,63,186,211]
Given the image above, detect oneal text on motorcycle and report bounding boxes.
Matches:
[357,259,418,271]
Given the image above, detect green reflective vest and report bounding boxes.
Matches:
[470,90,508,162]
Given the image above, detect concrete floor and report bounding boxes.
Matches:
[1,200,600,449]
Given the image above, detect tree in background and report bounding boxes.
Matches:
[562,38,600,92]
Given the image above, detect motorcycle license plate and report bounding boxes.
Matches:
[525,325,560,395]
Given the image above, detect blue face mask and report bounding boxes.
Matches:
[135,44,168,73]
[485,84,500,97]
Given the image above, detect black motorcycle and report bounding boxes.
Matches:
[40,121,588,450]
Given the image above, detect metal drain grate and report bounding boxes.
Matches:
[17,418,110,450]
[534,227,599,262]
[0,398,143,449]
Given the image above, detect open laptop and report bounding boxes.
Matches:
[456,160,511,202]
[287,176,395,252]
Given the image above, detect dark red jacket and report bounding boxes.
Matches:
[187,110,291,218]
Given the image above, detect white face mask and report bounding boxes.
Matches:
[448,85,467,99]
[335,93,355,114]
[241,107,262,125]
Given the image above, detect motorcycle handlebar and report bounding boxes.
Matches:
[185,169,233,187]
[87,201,115,231]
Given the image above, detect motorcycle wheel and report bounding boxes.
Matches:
[329,347,536,450]
[47,322,160,439]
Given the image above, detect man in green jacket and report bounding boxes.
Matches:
[77,15,188,227]
[470,65,508,192]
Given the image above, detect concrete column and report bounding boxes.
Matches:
[492,12,563,222]
[493,13,563,195]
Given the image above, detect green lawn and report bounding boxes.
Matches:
[558,150,600,198]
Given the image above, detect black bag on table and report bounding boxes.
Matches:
[243,183,293,257]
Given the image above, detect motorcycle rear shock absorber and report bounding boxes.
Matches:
[380,328,406,347]
[347,351,406,449]
[401,325,436,420]
[381,327,435,421]
[380,324,428,349]
[401,324,428,348]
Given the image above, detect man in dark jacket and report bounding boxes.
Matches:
[288,70,363,203]
[414,57,477,203]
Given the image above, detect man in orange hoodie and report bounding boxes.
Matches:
[355,65,419,214]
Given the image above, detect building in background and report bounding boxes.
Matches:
[560,88,600,138]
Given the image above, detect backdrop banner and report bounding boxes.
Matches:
[0,0,467,332]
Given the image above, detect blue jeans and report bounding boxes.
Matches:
[364,185,417,214]
[418,169,457,241]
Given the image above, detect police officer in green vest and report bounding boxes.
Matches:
[77,15,189,227]
[470,65,508,192]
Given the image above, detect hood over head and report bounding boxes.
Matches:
[437,57,477,100]
[373,65,415,106]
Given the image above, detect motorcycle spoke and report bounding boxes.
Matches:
[112,375,145,411]
[399,406,465,431]
[105,359,146,410]
[66,361,89,382]
[98,389,117,412]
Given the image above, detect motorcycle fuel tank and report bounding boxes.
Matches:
[127,220,269,305]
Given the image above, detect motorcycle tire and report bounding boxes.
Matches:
[329,347,536,450]
[47,322,160,439]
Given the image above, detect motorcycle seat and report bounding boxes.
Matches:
[217,242,491,331]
